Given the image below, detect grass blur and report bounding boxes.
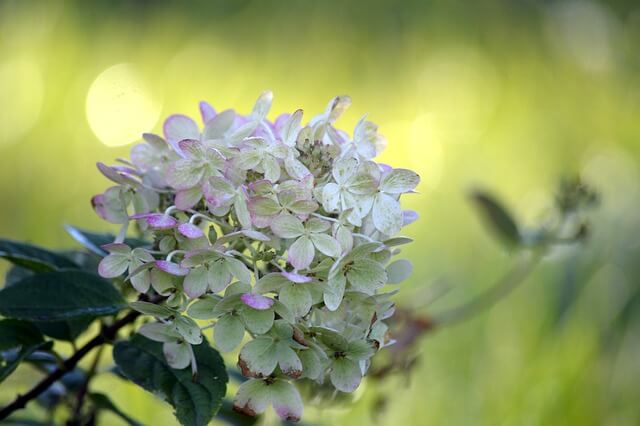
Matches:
[1,0,640,424]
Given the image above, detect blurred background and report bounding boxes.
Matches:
[1,0,640,424]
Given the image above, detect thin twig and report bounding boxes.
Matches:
[0,294,164,421]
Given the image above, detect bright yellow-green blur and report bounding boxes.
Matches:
[1,0,639,425]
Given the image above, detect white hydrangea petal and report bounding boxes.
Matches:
[321,183,341,212]
[280,109,303,147]
[214,314,245,352]
[380,168,420,194]
[372,192,403,236]
[288,236,315,270]
[332,158,358,184]
[284,152,311,180]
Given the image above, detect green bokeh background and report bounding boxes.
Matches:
[1,0,640,424]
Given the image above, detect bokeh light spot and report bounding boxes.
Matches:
[0,59,44,148]
[86,63,161,147]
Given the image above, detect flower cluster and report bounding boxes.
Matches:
[93,92,419,422]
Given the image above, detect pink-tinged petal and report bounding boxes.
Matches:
[240,293,275,310]
[199,101,216,124]
[287,236,315,270]
[281,271,312,283]
[378,163,393,173]
[177,139,206,158]
[155,260,190,276]
[402,210,419,226]
[163,114,200,143]
[273,113,291,135]
[178,223,205,239]
[91,194,108,220]
[175,187,203,210]
[96,162,138,185]
[131,213,178,230]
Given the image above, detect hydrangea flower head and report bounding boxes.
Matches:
[93,92,419,422]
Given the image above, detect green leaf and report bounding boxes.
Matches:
[0,270,126,321]
[34,318,93,342]
[0,239,78,272]
[469,190,521,248]
[89,392,143,426]
[0,319,51,383]
[64,225,150,256]
[113,334,228,426]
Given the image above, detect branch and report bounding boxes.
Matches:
[0,310,140,421]
[431,250,542,327]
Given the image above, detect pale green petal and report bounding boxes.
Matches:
[187,295,220,319]
[208,261,232,293]
[288,236,315,270]
[240,307,275,334]
[310,233,341,258]
[279,283,312,318]
[346,259,387,294]
[98,254,130,278]
[330,357,362,393]
[386,259,413,284]
[138,322,179,343]
[380,168,420,193]
[183,266,209,299]
[270,379,304,422]
[233,379,271,417]
[225,257,252,284]
[270,214,305,238]
[162,341,191,370]
[238,337,278,378]
[214,314,245,352]
[276,343,303,379]
[324,273,346,311]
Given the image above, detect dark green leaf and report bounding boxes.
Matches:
[113,334,228,426]
[469,190,521,248]
[0,239,79,272]
[5,265,35,287]
[90,392,143,426]
[0,270,126,321]
[34,318,93,342]
[64,225,150,257]
[0,319,51,383]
